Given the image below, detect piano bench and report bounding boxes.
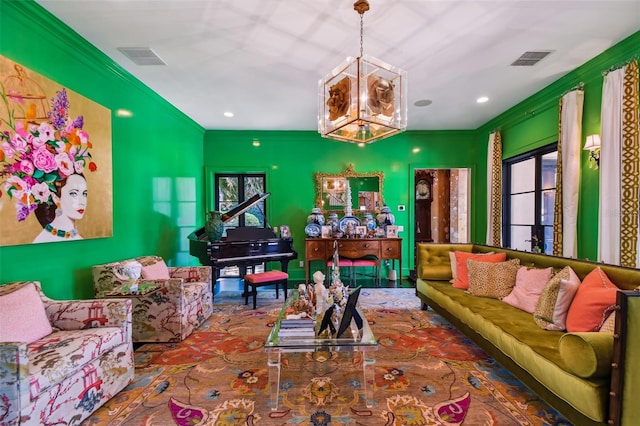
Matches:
[243,270,289,309]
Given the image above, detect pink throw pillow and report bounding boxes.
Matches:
[451,251,507,290]
[502,266,553,313]
[141,259,170,280]
[0,283,53,344]
[566,268,619,332]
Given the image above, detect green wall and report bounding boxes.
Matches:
[477,30,639,261]
[203,130,480,279]
[0,1,205,299]
[1,1,637,300]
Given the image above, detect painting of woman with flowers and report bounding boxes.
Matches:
[0,56,112,246]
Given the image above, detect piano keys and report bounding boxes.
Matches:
[187,192,298,296]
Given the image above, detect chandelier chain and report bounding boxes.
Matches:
[360,13,364,58]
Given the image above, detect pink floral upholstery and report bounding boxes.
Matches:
[0,281,133,426]
[92,256,213,342]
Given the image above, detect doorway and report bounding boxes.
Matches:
[414,168,470,244]
[410,168,470,282]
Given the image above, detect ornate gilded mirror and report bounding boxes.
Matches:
[315,164,384,213]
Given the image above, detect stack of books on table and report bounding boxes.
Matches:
[278,319,316,341]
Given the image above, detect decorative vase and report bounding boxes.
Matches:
[376,206,395,231]
[307,207,325,226]
[328,212,339,234]
[363,212,377,231]
[205,211,225,242]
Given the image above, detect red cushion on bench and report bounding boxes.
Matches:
[352,259,379,267]
[245,270,289,284]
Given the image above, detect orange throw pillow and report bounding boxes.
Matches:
[451,251,507,290]
[566,267,619,332]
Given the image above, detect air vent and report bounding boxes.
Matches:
[117,47,166,66]
[511,51,552,66]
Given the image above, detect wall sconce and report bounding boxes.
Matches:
[583,134,601,169]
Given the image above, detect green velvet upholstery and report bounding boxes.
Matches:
[416,243,472,280]
[559,333,614,379]
[415,243,640,426]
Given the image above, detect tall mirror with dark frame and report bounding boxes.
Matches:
[315,164,384,213]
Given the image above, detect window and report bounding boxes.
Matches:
[503,144,557,254]
[214,173,266,277]
[215,173,266,233]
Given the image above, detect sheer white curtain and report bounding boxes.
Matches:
[598,61,639,266]
[557,90,584,258]
[486,131,502,246]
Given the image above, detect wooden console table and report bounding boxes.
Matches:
[305,238,402,281]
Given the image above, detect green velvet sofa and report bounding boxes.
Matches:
[415,243,640,426]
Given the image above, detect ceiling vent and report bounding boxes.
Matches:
[117,47,166,66]
[511,51,552,66]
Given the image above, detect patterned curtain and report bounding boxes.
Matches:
[486,131,502,246]
[553,90,584,257]
[598,60,639,267]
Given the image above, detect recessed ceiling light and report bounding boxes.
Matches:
[414,99,433,107]
[115,109,133,117]
[223,111,234,118]
[412,147,420,153]
[477,96,489,104]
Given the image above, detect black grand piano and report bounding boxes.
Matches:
[188,192,297,296]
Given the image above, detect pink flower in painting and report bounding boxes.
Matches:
[37,122,55,142]
[1,141,16,160]
[32,147,57,173]
[31,182,51,203]
[30,135,46,150]
[77,129,89,144]
[74,160,85,174]
[10,133,28,155]
[4,175,28,199]
[18,160,34,176]
[55,152,74,177]
[13,121,29,138]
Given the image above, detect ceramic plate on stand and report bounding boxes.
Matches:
[338,216,361,233]
[305,223,322,237]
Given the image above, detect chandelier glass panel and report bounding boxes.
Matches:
[317,1,407,144]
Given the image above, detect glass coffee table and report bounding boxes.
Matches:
[264,294,378,411]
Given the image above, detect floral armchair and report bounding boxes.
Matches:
[0,281,134,425]
[92,255,214,342]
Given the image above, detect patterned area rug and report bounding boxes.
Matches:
[82,288,569,425]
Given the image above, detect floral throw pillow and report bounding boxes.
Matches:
[467,258,520,299]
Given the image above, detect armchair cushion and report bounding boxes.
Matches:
[140,257,170,280]
[0,282,52,344]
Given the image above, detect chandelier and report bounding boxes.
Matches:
[318,0,407,144]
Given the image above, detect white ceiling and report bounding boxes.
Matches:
[36,0,639,131]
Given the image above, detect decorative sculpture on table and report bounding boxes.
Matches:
[318,240,349,337]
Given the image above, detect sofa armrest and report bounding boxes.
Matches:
[558,332,613,378]
[43,298,132,334]
[0,342,31,423]
[168,265,212,285]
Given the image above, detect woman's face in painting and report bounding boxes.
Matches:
[58,174,88,220]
